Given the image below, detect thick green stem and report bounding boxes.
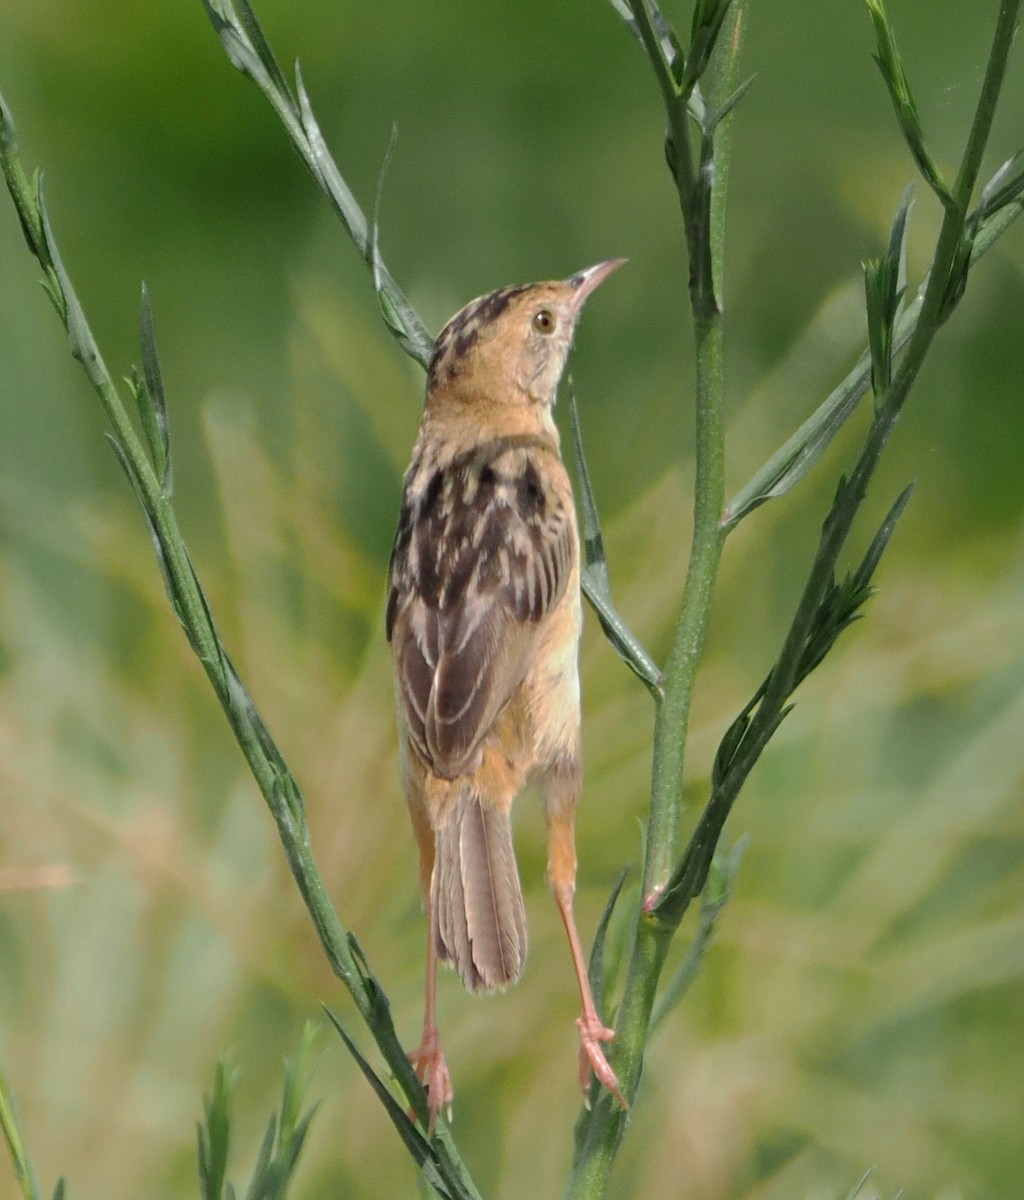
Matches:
[644,313,726,897]
[565,9,746,1199]
[641,0,744,908]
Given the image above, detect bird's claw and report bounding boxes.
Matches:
[408,1031,453,1136]
[576,1013,628,1110]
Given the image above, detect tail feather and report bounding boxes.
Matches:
[433,795,527,992]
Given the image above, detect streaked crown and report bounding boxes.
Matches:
[426,259,625,408]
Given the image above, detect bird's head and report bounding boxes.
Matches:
[426,259,626,410]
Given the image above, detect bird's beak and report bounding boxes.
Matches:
[566,258,627,310]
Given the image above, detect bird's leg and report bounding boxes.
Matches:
[553,882,626,1108]
[408,876,453,1135]
[544,757,627,1110]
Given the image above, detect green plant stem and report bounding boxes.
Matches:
[753,0,1017,794]
[655,0,1022,929]
[570,0,1019,1193]
[639,0,745,913]
[0,90,481,1200]
[952,0,1018,207]
[564,9,746,1200]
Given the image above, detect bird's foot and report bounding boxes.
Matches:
[408,1028,453,1136]
[576,1012,627,1110]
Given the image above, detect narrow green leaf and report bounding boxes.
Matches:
[197,1061,234,1200]
[863,256,890,397]
[370,123,398,288]
[278,1106,317,1176]
[0,1062,45,1200]
[705,72,755,132]
[232,0,294,104]
[106,433,208,663]
[346,932,398,1032]
[278,1022,321,1143]
[649,837,746,1030]
[294,65,367,246]
[587,867,629,1019]
[38,191,99,371]
[569,384,663,695]
[886,184,914,294]
[977,148,1024,220]
[201,0,266,82]
[865,185,914,402]
[321,1010,461,1198]
[653,705,790,927]
[724,343,870,526]
[290,69,431,367]
[581,569,664,696]
[710,683,762,791]
[367,125,430,353]
[852,482,914,594]
[865,0,951,203]
[795,482,913,686]
[0,88,45,257]
[139,283,173,493]
[243,1113,278,1200]
[567,382,609,594]
[939,230,974,321]
[684,0,735,94]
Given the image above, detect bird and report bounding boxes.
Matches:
[386,258,628,1133]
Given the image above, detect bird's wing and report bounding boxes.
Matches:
[387,436,576,779]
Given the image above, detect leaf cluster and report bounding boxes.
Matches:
[197,1025,319,1200]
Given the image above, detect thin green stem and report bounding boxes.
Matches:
[951,0,1019,208]
[628,0,696,223]
[749,0,1016,790]
[652,0,1021,929]
[0,88,481,1200]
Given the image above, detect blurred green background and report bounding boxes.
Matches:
[1,1,1023,1197]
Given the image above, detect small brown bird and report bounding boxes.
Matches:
[386,259,627,1131]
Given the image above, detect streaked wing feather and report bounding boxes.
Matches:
[388,438,574,778]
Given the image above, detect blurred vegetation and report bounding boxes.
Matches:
[1,1,1023,1198]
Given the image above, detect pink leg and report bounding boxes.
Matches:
[544,754,627,1109]
[408,881,453,1135]
[554,887,627,1108]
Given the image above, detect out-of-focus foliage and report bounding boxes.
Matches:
[0,2,1022,1198]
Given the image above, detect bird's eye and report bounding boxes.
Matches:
[532,309,555,334]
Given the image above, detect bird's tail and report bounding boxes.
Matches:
[433,792,527,992]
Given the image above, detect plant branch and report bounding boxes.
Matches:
[0,87,481,1200]
[564,6,747,1198]
[200,0,660,694]
[569,386,664,698]
[652,0,1021,928]
[201,0,433,367]
[725,186,1024,530]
